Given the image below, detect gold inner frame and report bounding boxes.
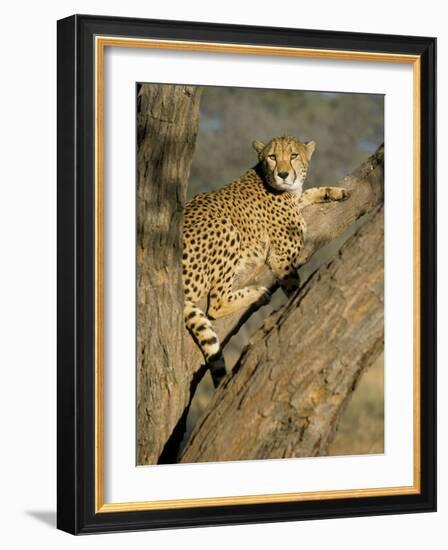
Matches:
[94,36,422,514]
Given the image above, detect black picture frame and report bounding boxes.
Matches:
[57,14,436,535]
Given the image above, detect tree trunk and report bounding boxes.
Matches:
[181,207,384,463]
[136,84,202,465]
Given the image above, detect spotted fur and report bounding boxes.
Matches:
[183,136,349,386]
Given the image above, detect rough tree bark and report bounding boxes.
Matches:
[181,207,384,462]
[136,84,202,465]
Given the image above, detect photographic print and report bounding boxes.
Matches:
[58,15,435,533]
[136,83,384,466]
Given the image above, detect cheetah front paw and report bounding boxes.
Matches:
[339,188,351,201]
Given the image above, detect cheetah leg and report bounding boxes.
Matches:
[268,255,301,298]
[207,285,271,320]
[298,186,350,209]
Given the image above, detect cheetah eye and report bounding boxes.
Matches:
[290,153,298,159]
[268,154,276,160]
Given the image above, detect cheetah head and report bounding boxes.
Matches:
[253,136,316,194]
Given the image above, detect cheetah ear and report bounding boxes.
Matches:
[305,140,316,160]
[252,140,265,155]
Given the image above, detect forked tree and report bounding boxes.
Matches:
[137,83,384,465]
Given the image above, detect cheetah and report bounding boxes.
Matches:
[183,136,349,387]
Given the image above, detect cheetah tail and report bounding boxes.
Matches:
[184,300,227,387]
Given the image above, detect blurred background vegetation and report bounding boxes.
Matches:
[184,85,384,457]
[188,86,383,198]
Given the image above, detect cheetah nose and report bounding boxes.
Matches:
[278,171,289,180]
